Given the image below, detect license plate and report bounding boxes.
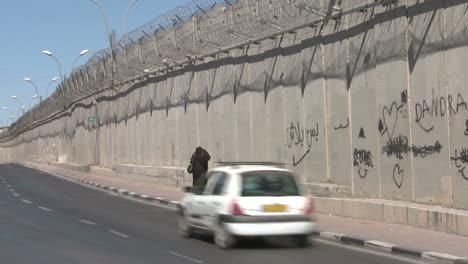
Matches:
[262,204,288,212]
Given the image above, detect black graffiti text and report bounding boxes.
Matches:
[353,149,373,168]
[286,122,319,149]
[382,135,442,159]
[451,148,468,180]
[415,93,467,122]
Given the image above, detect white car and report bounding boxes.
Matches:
[176,163,317,249]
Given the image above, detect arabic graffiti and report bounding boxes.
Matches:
[285,121,319,167]
[334,118,349,130]
[286,121,319,148]
[451,148,468,180]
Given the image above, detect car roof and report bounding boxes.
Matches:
[211,165,292,175]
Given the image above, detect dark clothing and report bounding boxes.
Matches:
[193,171,208,194]
[189,147,211,187]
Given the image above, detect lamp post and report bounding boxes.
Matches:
[46,77,59,98]
[16,106,25,118]
[42,50,64,80]
[71,50,89,73]
[124,0,140,46]
[3,107,13,121]
[90,0,116,74]
[11,96,25,115]
[28,94,38,110]
[24,78,40,103]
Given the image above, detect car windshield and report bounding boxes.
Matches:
[240,171,300,197]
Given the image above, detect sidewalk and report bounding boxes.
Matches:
[22,161,468,259]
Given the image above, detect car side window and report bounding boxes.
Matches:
[202,172,221,195]
[193,171,215,195]
[211,173,228,196]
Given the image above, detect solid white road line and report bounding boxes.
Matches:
[21,199,32,204]
[80,219,98,226]
[109,230,129,238]
[168,251,204,263]
[38,206,53,212]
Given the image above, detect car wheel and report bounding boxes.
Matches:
[214,222,236,249]
[177,213,192,238]
[294,235,309,248]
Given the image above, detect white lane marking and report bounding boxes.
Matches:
[6,185,10,187]
[109,230,129,238]
[38,206,53,212]
[13,193,20,197]
[21,199,32,204]
[80,219,98,226]
[168,251,204,263]
[9,189,14,192]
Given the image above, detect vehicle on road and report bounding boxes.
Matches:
[177,162,316,249]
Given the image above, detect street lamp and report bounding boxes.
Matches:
[11,96,25,115]
[16,106,26,118]
[3,107,13,120]
[124,0,140,47]
[46,77,59,98]
[71,50,89,72]
[42,50,64,80]
[90,0,116,74]
[28,95,38,110]
[24,77,40,103]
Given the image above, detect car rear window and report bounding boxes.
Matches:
[240,171,300,197]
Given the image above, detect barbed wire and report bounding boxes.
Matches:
[2,0,416,141]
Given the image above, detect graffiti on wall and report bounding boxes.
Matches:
[393,163,404,188]
[286,121,319,166]
[353,148,373,178]
[334,118,349,130]
[465,120,468,136]
[414,93,467,132]
[451,148,468,180]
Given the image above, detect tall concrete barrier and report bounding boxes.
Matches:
[1,0,468,210]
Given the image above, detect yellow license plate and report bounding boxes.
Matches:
[262,204,288,212]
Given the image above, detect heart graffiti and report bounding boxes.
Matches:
[382,102,402,141]
[393,164,404,188]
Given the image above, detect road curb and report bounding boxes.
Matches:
[16,162,468,263]
[314,230,467,263]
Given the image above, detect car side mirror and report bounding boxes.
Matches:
[184,186,193,193]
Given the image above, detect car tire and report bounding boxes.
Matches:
[177,213,192,238]
[294,235,309,248]
[214,222,236,249]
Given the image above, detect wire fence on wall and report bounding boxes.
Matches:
[1,0,393,141]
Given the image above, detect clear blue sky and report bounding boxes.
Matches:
[0,0,187,126]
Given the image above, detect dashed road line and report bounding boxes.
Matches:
[168,251,204,263]
[38,206,53,212]
[13,193,20,197]
[21,199,32,204]
[109,230,129,238]
[80,219,98,226]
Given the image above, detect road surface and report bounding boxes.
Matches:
[0,163,427,264]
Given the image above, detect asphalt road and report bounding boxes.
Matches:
[0,163,428,264]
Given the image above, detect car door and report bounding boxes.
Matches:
[194,171,220,227]
[203,172,229,229]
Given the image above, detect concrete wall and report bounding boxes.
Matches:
[1,0,468,210]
